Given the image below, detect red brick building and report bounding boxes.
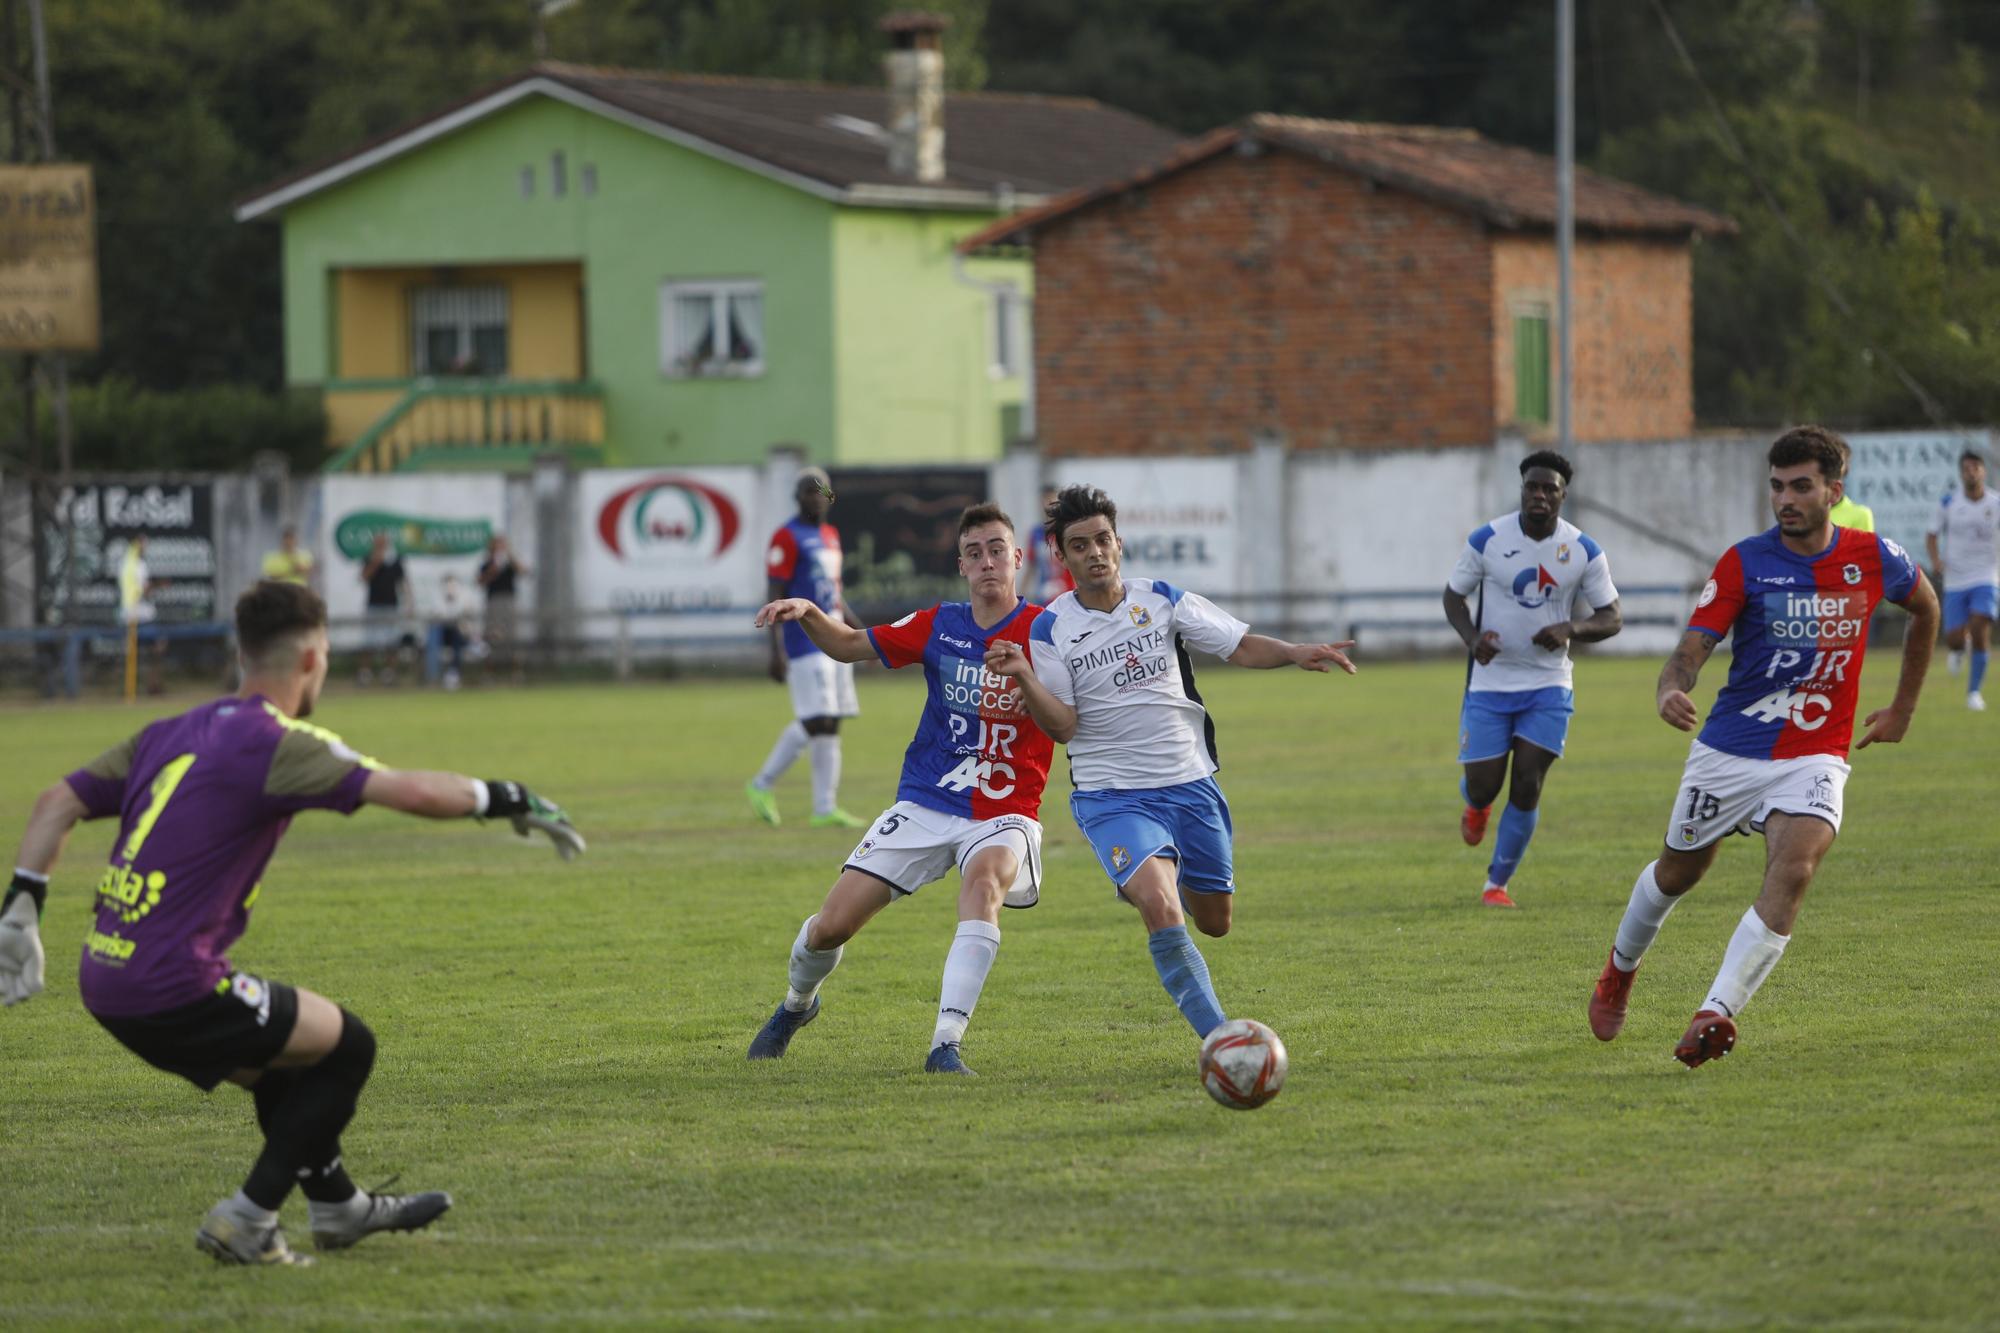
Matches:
[959,115,1734,455]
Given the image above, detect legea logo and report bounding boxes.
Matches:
[335,511,492,559]
[598,476,741,561]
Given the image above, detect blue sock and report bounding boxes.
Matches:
[1147,925,1225,1038]
[1486,803,1541,887]
[1972,650,1989,693]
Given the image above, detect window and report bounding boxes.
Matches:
[1513,311,1551,426]
[412,285,509,376]
[551,150,568,197]
[519,166,534,199]
[659,280,764,377]
[581,163,598,197]
[989,284,1023,379]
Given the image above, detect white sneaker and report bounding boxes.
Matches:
[1970,691,1987,712]
[1949,650,1963,676]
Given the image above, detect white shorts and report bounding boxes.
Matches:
[1664,741,1851,852]
[787,653,859,721]
[844,801,1044,909]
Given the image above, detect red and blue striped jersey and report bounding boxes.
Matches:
[868,600,1052,820]
[1689,526,1920,760]
[767,519,843,660]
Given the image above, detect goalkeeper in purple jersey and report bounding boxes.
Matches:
[0,580,584,1268]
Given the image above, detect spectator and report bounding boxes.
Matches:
[261,526,316,588]
[119,535,166,695]
[359,532,411,686]
[433,573,472,691]
[477,535,529,684]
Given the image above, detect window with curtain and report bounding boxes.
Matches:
[659,280,765,377]
[990,284,1023,378]
[412,285,509,376]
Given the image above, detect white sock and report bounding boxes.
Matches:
[932,920,1002,1049]
[784,914,841,1012]
[1702,906,1790,1017]
[1612,860,1679,971]
[753,721,809,789]
[808,734,842,816]
[224,1190,278,1227]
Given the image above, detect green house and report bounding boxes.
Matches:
[235,39,1178,472]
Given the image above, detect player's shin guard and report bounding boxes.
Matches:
[1971,650,1990,694]
[1702,906,1789,1018]
[786,915,842,1012]
[1612,860,1679,971]
[1486,803,1540,887]
[252,1069,356,1204]
[1147,925,1225,1038]
[808,736,842,816]
[242,1012,377,1211]
[933,919,1000,1049]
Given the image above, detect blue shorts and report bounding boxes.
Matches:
[1070,776,1235,896]
[1459,686,1574,763]
[1944,585,1998,632]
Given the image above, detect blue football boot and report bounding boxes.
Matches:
[923,1042,976,1076]
[747,997,820,1059]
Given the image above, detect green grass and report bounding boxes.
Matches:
[1,657,1995,1329]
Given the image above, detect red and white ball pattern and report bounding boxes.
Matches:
[1199,1018,1289,1110]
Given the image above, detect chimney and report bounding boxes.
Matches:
[880,11,948,183]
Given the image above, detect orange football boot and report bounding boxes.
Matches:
[1673,1009,1737,1068]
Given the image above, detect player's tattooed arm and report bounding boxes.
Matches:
[1656,630,1716,731]
[753,597,875,663]
[1858,567,1939,748]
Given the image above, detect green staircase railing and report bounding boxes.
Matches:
[324,378,606,473]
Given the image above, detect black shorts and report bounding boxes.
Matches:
[91,972,300,1091]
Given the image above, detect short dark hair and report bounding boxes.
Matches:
[1045,484,1117,546]
[1520,450,1574,485]
[1962,448,1987,467]
[957,503,1015,538]
[1768,424,1849,481]
[236,579,327,665]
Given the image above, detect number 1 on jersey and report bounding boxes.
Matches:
[119,753,198,864]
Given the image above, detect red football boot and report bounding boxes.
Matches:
[1480,883,1518,909]
[1588,951,1636,1041]
[1673,1009,1737,1068]
[1461,805,1490,846]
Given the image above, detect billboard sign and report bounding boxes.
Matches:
[1845,429,1992,563]
[826,466,988,618]
[0,164,99,352]
[37,480,215,625]
[578,469,762,618]
[1050,459,1241,596]
[319,476,506,634]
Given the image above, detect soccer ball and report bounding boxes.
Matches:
[1198,1018,1288,1110]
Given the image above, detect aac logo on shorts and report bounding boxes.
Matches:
[224,972,275,1027]
[1111,845,1131,873]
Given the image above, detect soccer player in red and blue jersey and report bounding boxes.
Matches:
[0,581,584,1266]
[1587,426,1938,1067]
[745,503,1052,1075]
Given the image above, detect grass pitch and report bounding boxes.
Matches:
[1,655,1995,1329]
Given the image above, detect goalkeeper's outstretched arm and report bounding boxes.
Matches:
[362,771,586,860]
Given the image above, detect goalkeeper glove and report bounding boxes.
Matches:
[1,871,48,1006]
[480,780,586,861]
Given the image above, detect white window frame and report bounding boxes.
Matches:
[989,283,1024,380]
[411,284,509,376]
[659,279,766,379]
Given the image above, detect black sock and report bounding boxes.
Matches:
[240,1011,378,1211]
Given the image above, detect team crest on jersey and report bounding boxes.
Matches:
[1696,579,1718,608]
[1129,605,1152,628]
[1111,845,1131,873]
[1557,543,1571,564]
[1842,563,1862,586]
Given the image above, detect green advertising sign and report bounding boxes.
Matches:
[334,510,492,560]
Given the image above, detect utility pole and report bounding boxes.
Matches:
[26,0,75,623]
[1557,0,1575,455]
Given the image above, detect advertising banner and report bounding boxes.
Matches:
[319,476,506,639]
[0,164,99,351]
[826,466,988,618]
[37,479,215,625]
[1050,459,1241,597]
[577,469,763,626]
[1846,429,1993,565]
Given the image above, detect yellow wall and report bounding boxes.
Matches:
[332,262,584,380]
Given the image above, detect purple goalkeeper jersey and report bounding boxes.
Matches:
[63,694,374,1017]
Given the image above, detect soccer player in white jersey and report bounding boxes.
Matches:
[986,485,1356,1042]
[1925,448,2000,710]
[1443,451,1622,908]
[1587,426,1937,1067]
[745,505,1053,1075]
